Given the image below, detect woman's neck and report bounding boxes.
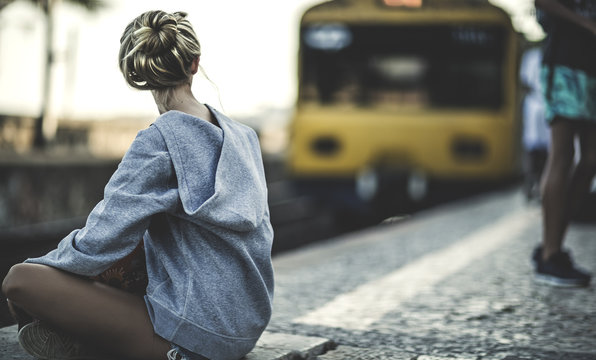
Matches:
[152,85,216,125]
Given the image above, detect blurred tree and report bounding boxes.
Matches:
[0,0,104,148]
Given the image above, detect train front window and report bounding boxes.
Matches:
[300,24,505,109]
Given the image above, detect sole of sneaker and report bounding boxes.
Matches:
[18,322,105,360]
[535,273,590,288]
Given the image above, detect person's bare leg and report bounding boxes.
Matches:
[2,263,171,360]
[567,125,596,219]
[540,119,576,261]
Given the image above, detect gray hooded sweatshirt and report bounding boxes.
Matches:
[25,106,274,360]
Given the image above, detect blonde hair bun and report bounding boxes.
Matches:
[135,12,178,56]
[119,10,201,90]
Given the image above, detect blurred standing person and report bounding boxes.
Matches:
[2,10,274,360]
[520,44,550,201]
[533,0,596,287]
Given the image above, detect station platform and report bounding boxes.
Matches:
[1,187,595,359]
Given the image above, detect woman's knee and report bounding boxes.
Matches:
[2,263,44,302]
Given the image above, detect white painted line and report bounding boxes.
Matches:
[293,208,538,330]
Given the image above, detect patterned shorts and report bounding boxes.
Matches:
[540,65,596,124]
[91,241,148,296]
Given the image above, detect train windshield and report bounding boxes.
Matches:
[300,24,506,109]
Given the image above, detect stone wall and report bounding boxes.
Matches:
[0,159,118,228]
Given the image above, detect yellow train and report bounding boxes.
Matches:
[287,0,523,218]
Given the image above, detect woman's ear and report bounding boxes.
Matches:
[191,56,200,75]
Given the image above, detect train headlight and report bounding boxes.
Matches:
[356,167,379,202]
[407,171,428,202]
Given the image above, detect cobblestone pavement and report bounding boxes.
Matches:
[268,188,596,359]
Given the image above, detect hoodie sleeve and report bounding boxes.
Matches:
[25,125,178,276]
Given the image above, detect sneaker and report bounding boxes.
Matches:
[534,250,592,287]
[531,245,542,269]
[18,321,106,360]
[167,348,184,360]
[167,346,208,360]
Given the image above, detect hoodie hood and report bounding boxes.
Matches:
[153,106,268,231]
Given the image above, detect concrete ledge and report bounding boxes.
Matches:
[245,331,335,360]
[0,325,334,360]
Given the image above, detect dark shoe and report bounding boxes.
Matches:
[535,251,592,287]
[531,246,542,269]
[18,321,106,360]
